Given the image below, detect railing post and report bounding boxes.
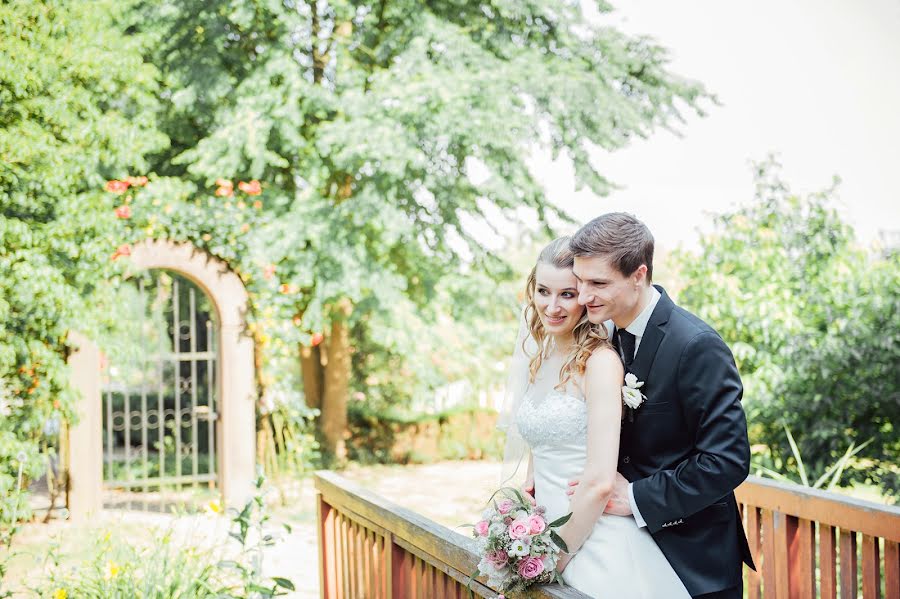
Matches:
[840,530,858,599]
[884,540,899,599]
[391,539,408,599]
[786,517,815,599]
[745,505,762,599]
[861,534,881,599]
[819,525,837,599]
[317,493,337,599]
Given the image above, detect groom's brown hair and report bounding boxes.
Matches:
[570,212,655,281]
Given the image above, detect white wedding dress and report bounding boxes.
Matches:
[516,375,690,598]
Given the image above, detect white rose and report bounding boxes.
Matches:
[622,386,644,409]
[624,373,644,389]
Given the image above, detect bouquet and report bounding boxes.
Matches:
[468,488,571,595]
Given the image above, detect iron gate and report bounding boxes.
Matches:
[101,269,218,508]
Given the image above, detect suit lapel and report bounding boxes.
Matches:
[628,285,674,386]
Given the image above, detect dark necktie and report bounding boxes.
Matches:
[618,329,636,369]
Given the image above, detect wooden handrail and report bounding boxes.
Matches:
[737,476,900,541]
[736,476,900,599]
[315,470,589,598]
[315,470,900,599]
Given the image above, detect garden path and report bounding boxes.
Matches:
[7,460,501,598]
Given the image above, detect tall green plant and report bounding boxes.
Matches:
[675,158,899,496]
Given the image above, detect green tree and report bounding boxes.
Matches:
[139,0,708,458]
[675,159,899,496]
[0,0,165,506]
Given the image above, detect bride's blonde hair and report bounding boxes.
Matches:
[523,237,610,389]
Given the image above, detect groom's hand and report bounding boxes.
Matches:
[566,473,634,516]
[521,478,537,505]
[604,472,633,516]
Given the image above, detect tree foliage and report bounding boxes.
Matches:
[137,0,707,456]
[675,159,899,496]
[0,0,165,500]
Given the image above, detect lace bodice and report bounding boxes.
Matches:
[516,389,588,449]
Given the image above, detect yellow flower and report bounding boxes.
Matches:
[53,589,67,599]
[104,560,120,581]
[206,500,222,514]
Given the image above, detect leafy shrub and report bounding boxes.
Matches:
[675,159,899,496]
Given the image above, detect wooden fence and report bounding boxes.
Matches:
[317,471,900,598]
[737,476,900,599]
[315,470,588,598]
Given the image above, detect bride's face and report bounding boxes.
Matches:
[533,263,584,337]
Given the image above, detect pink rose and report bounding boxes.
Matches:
[475,520,490,536]
[487,550,509,568]
[507,518,530,540]
[497,499,515,514]
[517,556,545,580]
[527,514,546,535]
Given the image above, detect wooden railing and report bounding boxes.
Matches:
[316,471,900,599]
[315,471,589,598]
[737,476,900,599]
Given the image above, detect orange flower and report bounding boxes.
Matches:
[125,176,148,187]
[238,180,261,196]
[279,283,298,294]
[114,205,132,219]
[240,223,250,233]
[263,264,276,280]
[253,200,263,210]
[105,180,130,194]
[111,244,132,261]
[215,178,234,197]
[310,332,324,347]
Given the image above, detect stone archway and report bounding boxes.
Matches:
[67,239,255,518]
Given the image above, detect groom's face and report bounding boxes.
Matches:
[572,255,645,327]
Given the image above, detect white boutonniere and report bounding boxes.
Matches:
[621,372,646,409]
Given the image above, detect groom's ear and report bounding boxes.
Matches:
[632,264,649,286]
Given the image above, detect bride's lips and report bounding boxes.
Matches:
[544,314,566,325]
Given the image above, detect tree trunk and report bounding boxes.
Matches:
[299,344,323,410]
[320,298,353,461]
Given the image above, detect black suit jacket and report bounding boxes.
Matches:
[617,286,755,597]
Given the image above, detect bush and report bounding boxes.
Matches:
[34,477,295,599]
[674,158,899,497]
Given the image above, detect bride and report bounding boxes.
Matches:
[498,237,689,598]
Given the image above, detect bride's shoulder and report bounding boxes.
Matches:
[585,345,624,376]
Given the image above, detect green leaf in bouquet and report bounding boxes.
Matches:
[465,568,478,599]
[273,577,295,590]
[548,512,572,528]
[550,530,569,554]
[508,487,529,507]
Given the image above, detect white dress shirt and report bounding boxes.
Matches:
[617,286,661,528]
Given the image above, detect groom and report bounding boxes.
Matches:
[568,213,754,599]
